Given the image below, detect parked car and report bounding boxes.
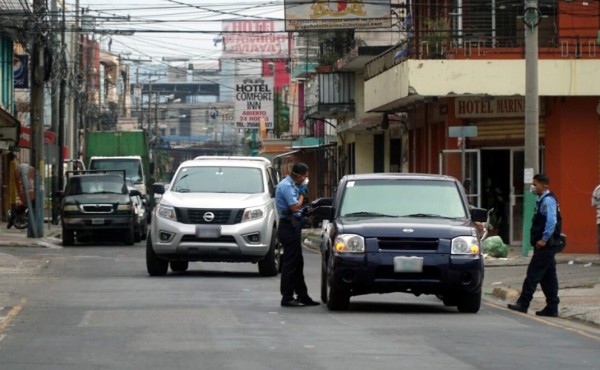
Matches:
[146,156,282,276]
[60,170,140,246]
[318,173,488,312]
[128,184,148,242]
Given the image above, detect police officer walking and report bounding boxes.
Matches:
[508,174,562,317]
[275,162,319,307]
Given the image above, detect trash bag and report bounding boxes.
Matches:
[482,236,508,258]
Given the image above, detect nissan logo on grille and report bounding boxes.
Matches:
[203,212,215,222]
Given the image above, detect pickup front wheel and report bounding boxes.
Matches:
[456,290,482,313]
[146,236,168,276]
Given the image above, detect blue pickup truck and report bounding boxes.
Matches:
[318,173,488,312]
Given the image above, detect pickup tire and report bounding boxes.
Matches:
[146,237,168,276]
[320,253,329,303]
[456,290,482,313]
[62,226,75,246]
[325,255,350,311]
[124,225,135,245]
[258,229,280,277]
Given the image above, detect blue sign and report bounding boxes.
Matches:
[13,55,28,89]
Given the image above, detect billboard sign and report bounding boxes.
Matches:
[284,0,392,31]
[234,77,274,130]
[221,20,288,59]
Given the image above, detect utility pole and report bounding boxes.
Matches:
[71,0,81,162]
[29,0,47,238]
[522,1,540,256]
[57,2,67,212]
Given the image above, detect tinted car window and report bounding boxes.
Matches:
[171,166,264,194]
[67,175,126,195]
[340,179,468,219]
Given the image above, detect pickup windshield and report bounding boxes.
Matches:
[66,175,126,195]
[171,166,264,194]
[340,179,468,219]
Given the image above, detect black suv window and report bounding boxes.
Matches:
[67,175,126,195]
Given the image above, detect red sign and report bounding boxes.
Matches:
[18,126,56,147]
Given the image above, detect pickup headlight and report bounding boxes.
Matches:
[117,204,133,211]
[242,205,265,222]
[63,204,79,212]
[157,204,177,221]
[334,234,365,253]
[451,236,480,255]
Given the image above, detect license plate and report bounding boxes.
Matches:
[91,218,104,225]
[195,225,221,239]
[394,256,424,273]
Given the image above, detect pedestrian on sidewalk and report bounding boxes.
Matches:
[508,173,563,317]
[275,162,319,307]
[592,184,600,254]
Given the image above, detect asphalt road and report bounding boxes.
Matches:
[0,243,599,370]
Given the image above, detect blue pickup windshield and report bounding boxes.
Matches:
[339,179,468,219]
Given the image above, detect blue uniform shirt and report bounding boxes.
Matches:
[537,190,558,242]
[275,175,302,219]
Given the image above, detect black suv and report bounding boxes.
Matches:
[60,170,141,246]
[318,173,487,312]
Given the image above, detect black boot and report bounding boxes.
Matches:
[535,306,558,317]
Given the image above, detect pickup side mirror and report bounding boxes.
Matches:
[470,207,488,223]
[129,189,142,197]
[152,182,166,195]
[313,205,333,223]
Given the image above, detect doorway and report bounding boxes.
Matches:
[480,148,524,245]
[441,147,524,245]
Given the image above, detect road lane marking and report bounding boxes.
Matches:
[0,298,27,332]
[484,301,600,341]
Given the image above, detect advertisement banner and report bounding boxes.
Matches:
[234,77,274,130]
[284,0,392,31]
[221,20,288,59]
[13,55,28,89]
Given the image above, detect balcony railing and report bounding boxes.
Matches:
[365,34,599,81]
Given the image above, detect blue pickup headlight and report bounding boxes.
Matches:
[334,234,365,253]
[451,236,481,255]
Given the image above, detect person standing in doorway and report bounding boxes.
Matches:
[508,174,562,317]
[592,184,600,254]
[275,162,319,307]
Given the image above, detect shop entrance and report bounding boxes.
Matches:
[480,148,524,246]
[441,147,524,245]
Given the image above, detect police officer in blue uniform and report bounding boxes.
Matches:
[508,173,562,317]
[276,162,319,307]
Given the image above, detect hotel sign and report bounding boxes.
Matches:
[284,0,391,31]
[455,97,527,119]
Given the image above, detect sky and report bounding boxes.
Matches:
[75,0,286,64]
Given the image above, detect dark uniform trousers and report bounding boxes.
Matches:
[518,243,560,309]
[279,218,309,301]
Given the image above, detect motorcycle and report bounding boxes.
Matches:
[7,204,28,230]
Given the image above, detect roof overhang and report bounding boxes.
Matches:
[0,107,20,151]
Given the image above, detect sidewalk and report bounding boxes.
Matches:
[0,221,62,248]
[302,229,600,328]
